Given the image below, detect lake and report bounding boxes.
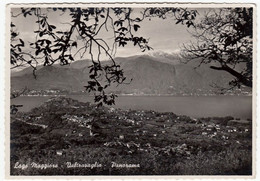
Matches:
[11,95,252,119]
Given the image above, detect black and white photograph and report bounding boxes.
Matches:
[7,3,255,176]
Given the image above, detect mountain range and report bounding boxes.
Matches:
[11,52,251,96]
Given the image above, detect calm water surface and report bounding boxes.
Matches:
[11,95,252,119]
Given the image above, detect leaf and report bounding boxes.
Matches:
[35,49,40,56]
[53,48,60,53]
[56,31,64,34]
[69,55,74,61]
[118,27,128,32]
[176,19,182,24]
[94,95,102,102]
[89,67,94,73]
[89,74,95,79]
[45,56,48,63]
[119,41,127,47]
[48,26,52,32]
[96,102,103,107]
[115,37,121,42]
[19,39,24,46]
[98,87,103,92]
[40,19,44,25]
[114,20,123,27]
[39,32,44,37]
[88,81,96,86]
[45,40,51,45]
[133,40,138,46]
[50,25,56,29]
[135,17,141,22]
[133,24,140,32]
[46,46,51,53]
[71,41,77,48]
[11,32,18,37]
[40,40,44,46]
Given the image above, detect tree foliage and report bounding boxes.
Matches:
[10,7,197,105]
[182,8,253,88]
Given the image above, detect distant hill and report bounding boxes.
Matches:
[11,54,251,95]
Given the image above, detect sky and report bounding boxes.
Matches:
[10,7,209,62]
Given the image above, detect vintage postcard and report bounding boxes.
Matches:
[5,2,256,178]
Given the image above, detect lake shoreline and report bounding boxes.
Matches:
[11,95,252,120]
[18,93,253,97]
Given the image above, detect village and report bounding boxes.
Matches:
[10,97,252,175]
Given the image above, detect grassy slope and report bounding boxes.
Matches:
[10,97,252,175]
